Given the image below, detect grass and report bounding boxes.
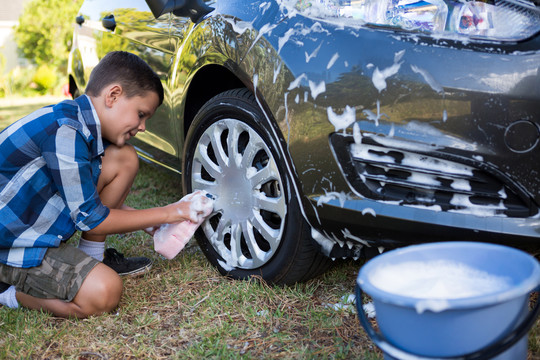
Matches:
[0,96,67,130]
[0,161,377,359]
[0,98,539,359]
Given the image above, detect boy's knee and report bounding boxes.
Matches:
[103,144,139,176]
[108,143,138,165]
[95,271,123,312]
[75,264,123,317]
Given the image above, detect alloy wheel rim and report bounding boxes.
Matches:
[191,118,286,269]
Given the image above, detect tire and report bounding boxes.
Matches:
[182,88,331,285]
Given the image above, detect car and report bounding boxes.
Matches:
[68,0,540,285]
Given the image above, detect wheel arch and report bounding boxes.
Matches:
[182,64,245,136]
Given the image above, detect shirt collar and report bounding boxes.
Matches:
[75,95,104,156]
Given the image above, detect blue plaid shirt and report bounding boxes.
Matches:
[0,95,110,268]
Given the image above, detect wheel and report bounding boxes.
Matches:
[182,88,331,285]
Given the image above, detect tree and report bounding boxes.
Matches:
[13,0,83,72]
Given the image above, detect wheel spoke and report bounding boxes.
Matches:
[209,124,229,169]
[251,211,281,249]
[239,136,260,169]
[194,137,222,180]
[191,177,216,191]
[249,163,279,190]
[241,220,268,267]
[229,222,244,264]
[254,192,286,218]
[228,122,243,167]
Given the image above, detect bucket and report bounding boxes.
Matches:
[355,242,540,360]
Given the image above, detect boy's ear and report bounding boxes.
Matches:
[104,84,123,108]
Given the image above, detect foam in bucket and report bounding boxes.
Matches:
[369,259,513,313]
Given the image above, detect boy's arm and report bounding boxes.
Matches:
[87,200,198,236]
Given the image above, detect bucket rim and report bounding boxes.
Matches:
[357,241,540,311]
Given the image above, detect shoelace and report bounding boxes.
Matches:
[106,249,125,263]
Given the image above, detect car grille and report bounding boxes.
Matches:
[330,133,535,218]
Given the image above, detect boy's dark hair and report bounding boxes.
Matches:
[85,51,164,105]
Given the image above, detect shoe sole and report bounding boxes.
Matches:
[117,262,153,277]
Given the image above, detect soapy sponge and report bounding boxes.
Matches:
[153,190,214,259]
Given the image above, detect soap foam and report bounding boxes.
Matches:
[368,260,512,300]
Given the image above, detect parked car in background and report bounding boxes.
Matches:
[68,0,540,284]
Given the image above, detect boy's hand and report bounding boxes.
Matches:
[143,225,159,236]
[165,190,214,224]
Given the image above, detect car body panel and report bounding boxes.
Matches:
[68,0,540,258]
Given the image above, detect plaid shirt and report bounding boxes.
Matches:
[0,95,110,268]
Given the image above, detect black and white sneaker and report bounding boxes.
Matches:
[103,248,152,276]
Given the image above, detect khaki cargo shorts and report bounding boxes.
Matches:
[0,242,99,301]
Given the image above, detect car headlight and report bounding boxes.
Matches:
[295,0,540,41]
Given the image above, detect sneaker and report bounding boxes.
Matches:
[0,282,9,293]
[103,248,152,276]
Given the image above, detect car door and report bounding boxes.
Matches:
[109,0,181,170]
[77,0,183,170]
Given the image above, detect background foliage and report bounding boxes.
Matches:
[1,0,83,96]
[14,0,83,71]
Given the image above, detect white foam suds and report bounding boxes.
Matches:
[369,260,512,302]
[305,42,323,63]
[246,22,277,56]
[311,228,334,256]
[361,208,376,216]
[327,53,339,69]
[451,179,472,191]
[187,191,214,222]
[278,28,296,54]
[473,155,484,161]
[260,2,271,13]
[223,17,253,36]
[449,194,506,217]
[273,62,282,83]
[327,105,356,132]
[316,191,348,207]
[309,80,326,100]
[343,228,370,247]
[218,259,235,271]
[353,122,362,144]
[410,64,444,94]
[288,73,307,90]
[372,50,405,92]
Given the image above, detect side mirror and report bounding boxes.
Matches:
[145,0,176,18]
[145,0,214,22]
[172,0,214,23]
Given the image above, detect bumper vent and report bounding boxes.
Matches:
[330,133,535,218]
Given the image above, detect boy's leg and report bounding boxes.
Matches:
[16,263,122,318]
[80,144,152,276]
[83,143,140,243]
[0,243,123,319]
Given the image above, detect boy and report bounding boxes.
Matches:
[0,51,200,318]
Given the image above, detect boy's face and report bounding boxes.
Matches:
[101,88,160,147]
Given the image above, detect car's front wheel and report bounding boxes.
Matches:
[183,88,330,285]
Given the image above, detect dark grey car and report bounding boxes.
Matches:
[68,0,540,284]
